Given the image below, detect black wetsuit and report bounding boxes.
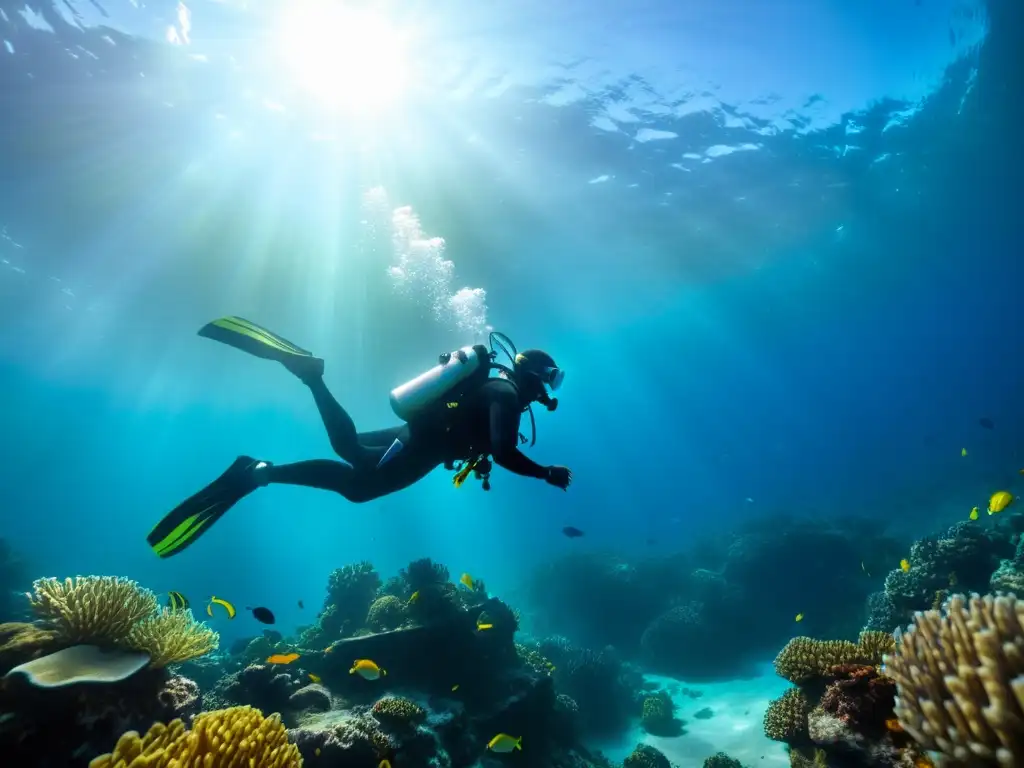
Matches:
[262,376,548,502]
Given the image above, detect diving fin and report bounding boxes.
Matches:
[147,456,267,559]
[198,316,325,381]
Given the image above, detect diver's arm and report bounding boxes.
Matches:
[487,385,549,479]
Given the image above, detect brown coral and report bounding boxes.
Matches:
[773,637,862,683]
[764,687,810,743]
[819,663,896,733]
[89,705,301,768]
[886,593,1024,767]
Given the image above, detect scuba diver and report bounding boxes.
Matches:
[147,316,571,558]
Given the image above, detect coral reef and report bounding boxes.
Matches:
[366,594,407,631]
[623,743,672,768]
[886,592,1024,765]
[640,690,684,737]
[319,561,382,640]
[89,705,301,768]
[764,687,810,743]
[371,694,427,728]
[27,577,159,645]
[703,753,743,768]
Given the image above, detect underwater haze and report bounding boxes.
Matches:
[1,0,1023,766]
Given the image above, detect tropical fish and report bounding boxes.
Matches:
[379,761,391,768]
[962,448,968,457]
[451,684,459,691]
[350,659,386,680]
[308,673,321,684]
[794,613,804,622]
[298,600,304,609]
[979,417,994,430]
[477,621,494,631]
[970,507,979,521]
[207,596,236,619]
[989,491,1014,514]
[166,591,189,611]
[266,653,300,665]
[562,526,584,538]
[408,591,420,604]
[247,606,276,624]
[487,734,522,753]
[900,559,910,573]
[459,573,475,590]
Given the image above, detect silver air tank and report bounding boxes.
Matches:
[390,346,484,422]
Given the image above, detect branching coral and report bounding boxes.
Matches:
[89,705,301,768]
[27,577,158,645]
[857,630,896,665]
[773,637,862,683]
[371,695,426,728]
[886,592,1024,766]
[366,595,406,632]
[764,688,810,742]
[127,609,219,668]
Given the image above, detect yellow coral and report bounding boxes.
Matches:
[28,577,157,645]
[126,608,219,668]
[886,593,1024,767]
[857,630,896,664]
[764,688,809,743]
[773,637,861,683]
[89,705,301,768]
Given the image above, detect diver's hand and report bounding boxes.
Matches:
[545,466,572,491]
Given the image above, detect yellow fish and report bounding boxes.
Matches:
[970,507,979,521]
[477,622,494,631]
[794,613,804,622]
[900,558,910,573]
[266,653,300,664]
[459,573,475,590]
[487,733,522,753]
[408,591,420,604]
[308,673,321,684]
[206,596,236,619]
[379,761,391,768]
[989,491,1014,514]
[350,659,386,680]
[451,684,459,691]
[962,448,968,457]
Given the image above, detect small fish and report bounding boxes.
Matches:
[794,613,804,622]
[562,526,584,538]
[860,562,872,577]
[487,733,522,753]
[247,606,276,624]
[166,591,189,611]
[350,659,386,680]
[451,684,459,691]
[900,559,911,573]
[315,748,321,757]
[962,448,968,457]
[885,717,904,733]
[408,590,420,604]
[979,417,994,430]
[459,573,475,590]
[266,653,300,665]
[948,572,958,587]
[989,491,1014,514]
[477,620,494,631]
[970,507,979,521]
[379,761,391,768]
[308,673,321,684]
[207,596,236,619]
[298,600,304,609]
[324,645,334,654]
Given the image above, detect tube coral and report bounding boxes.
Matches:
[886,593,1024,766]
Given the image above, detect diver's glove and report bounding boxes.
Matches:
[545,465,572,491]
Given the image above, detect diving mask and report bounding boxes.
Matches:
[541,366,565,392]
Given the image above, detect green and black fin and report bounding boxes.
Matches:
[147,456,264,559]
[198,316,324,380]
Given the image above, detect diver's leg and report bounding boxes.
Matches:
[303,376,382,466]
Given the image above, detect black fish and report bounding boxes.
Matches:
[166,591,189,611]
[247,606,276,624]
[562,526,585,538]
[979,417,995,430]
[298,600,304,609]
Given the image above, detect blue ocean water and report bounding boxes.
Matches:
[0,1,1021,764]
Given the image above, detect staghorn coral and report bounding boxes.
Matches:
[773,637,862,683]
[89,705,301,768]
[126,609,218,668]
[366,595,407,631]
[857,630,896,664]
[764,687,810,743]
[887,592,1024,766]
[624,743,671,768]
[819,663,896,733]
[371,695,426,728]
[28,577,158,645]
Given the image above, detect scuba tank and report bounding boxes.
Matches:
[389,345,489,422]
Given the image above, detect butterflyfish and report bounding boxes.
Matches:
[350,659,386,680]
[207,596,236,619]
[408,591,420,604]
[487,734,522,753]
[459,573,475,590]
[166,591,189,611]
[989,491,1014,514]
[266,653,300,665]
